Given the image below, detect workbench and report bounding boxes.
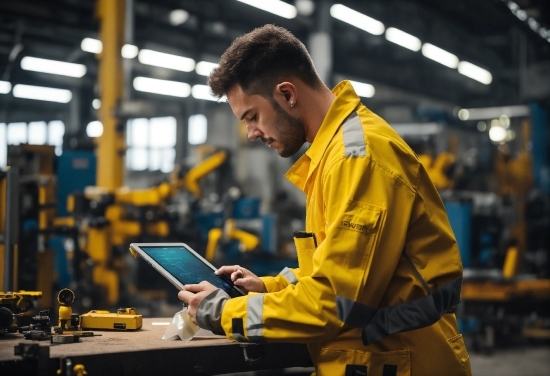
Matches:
[460,278,550,352]
[0,318,312,376]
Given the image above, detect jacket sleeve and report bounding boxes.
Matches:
[260,267,302,293]
[220,157,404,343]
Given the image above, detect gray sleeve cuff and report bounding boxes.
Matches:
[196,289,230,335]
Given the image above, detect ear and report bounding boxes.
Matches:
[274,82,297,107]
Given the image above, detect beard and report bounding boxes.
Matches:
[261,100,307,158]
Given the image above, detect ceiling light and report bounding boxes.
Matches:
[489,125,507,142]
[169,9,189,26]
[236,0,297,19]
[421,43,459,69]
[86,121,103,138]
[295,0,315,16]
[138,49,195,72]
[133,77,191,97]
[477,121,487,132]
[330,4,385,35]
[458,109,470,121]
[81,38,103,54]
[462,105,529,120]
[192,84,225,102]
[528,18,539,31]
[515,9,527,21]
[122,44,139,59]
[499,114,510,128]
[385,27,421,52]
[21,57,86,78]
[13,84,72,103]
[196,61,219,76]
[0,80,11,94]
[458,61,492,85]
[92,99,101,109]
[349,80,375,98]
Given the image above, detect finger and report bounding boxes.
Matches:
[178,290,194,302]
[184,284,205,292]
[216,265,242,275]
[231,269,244,281]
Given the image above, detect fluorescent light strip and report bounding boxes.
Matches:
[392,123,443,136]
[138,49,195,72]
[458,61,492,85]
[349,80,375,98]
[21,57,86,78]
[81,38,103,54]
[421,43,459,69]
[13,84,72,103]
[385,27,421,52]
[192,84,225,102]
[196,61,219,77]
[237,0,297,19]
[330,4,385,36]
[459,105,528,121]
[133,77,191,97]
[0,80,11,94]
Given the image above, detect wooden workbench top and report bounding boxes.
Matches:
[0,318,232,361]
[0,318,312,375]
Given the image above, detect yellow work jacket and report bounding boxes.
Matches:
[221,81,471,376]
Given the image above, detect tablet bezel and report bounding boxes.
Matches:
[129,242,246,297]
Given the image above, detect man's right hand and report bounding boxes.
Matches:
[215,265,266,294]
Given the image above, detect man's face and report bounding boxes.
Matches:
[227,84,306,158]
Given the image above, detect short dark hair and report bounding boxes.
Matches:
[208,24,320,98]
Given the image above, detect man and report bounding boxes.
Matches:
[178,25,471,376]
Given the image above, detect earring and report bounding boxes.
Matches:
[290,101,296,108]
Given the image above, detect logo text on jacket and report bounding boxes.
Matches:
[340,220,368,233]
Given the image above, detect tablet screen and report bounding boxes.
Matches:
[139,245,244,298]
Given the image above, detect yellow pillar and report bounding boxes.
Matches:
[96,0,125,189]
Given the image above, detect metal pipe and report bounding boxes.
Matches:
[96,0,126,189]
[124,0,134,101]
[3,166,19,292]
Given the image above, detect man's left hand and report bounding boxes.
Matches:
[178,281,219,324]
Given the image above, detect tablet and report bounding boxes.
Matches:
[129,243,246,298]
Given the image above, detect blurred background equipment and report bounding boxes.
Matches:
[0,0,548,374]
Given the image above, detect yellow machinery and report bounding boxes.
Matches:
[418,135,458,190]
[0,291,42,334]
[81,149,230,305]
[205,219,260,262]
[494,119,533,275]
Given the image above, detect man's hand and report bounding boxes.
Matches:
[178,281,218,323]
[216,265,266,294]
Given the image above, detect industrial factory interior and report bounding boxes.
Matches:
[0,0,549,375]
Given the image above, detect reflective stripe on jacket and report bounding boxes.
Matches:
[221,81,471,376]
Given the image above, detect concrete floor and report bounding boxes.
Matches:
[470,346,550,376]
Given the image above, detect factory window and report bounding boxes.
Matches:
[0,120,65,167]
[188,114,207,145]
[126,116,176,173]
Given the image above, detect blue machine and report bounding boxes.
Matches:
[56,150,96,216]
[444,200,472,269]
[530,103,549,194]
[51,150,96,287]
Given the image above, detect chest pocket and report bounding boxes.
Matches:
[293,231,317,277]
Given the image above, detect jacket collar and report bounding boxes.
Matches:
[285,80,361,192]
